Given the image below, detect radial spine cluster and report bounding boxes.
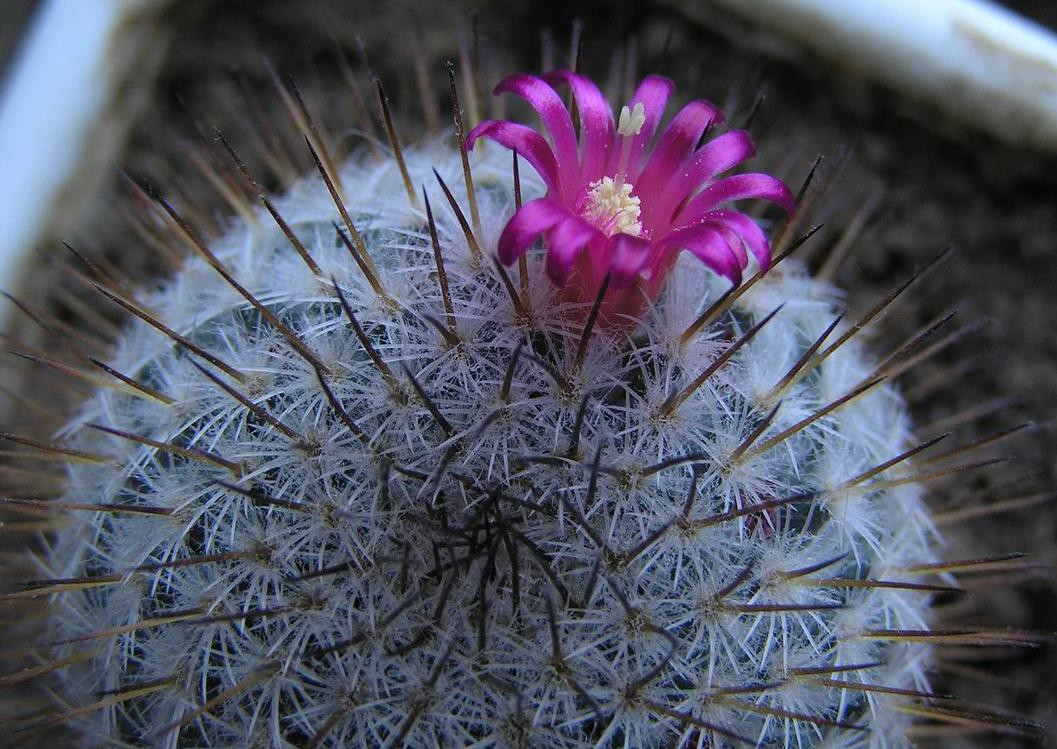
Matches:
[38,138,944,748]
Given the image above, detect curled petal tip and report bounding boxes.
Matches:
[464,120,493,151]
[643,73,675,87]
[491,73,525,96]
[776,184,797,214]
[493,72,548,96]
[496,198,567,266]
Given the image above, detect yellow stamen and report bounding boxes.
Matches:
[583,177,642,236]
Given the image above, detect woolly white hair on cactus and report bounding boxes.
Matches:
[29,70,963,748]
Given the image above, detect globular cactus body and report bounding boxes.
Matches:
[40,138,941,748]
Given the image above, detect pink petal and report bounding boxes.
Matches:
[635,99,724,209]
[497,198,568,265]
[656,130,756,221]
[544,215,603,286]
[607,234,654,289]
[466,120,561,194]
[657,225,744,285]
[493,74,579,192]
[711,224,749,267]
[619,75,674,177]
[702,209,772,271]
[545,71,614,184]
[687,130,756,182]
[674,173,794,230]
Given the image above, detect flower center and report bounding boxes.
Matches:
[582,176,643,237]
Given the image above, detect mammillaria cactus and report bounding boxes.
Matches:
[0,65,1042,747]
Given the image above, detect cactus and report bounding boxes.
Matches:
[2,68,1040,747]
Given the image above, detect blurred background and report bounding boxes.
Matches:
[1,0,1054,743]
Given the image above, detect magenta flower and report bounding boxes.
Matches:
[466,71,794,321]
